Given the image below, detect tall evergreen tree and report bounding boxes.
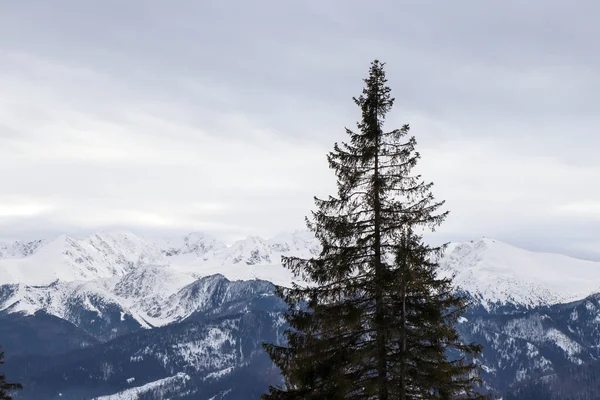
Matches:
[263,60,487,399]
[0,347,22,400]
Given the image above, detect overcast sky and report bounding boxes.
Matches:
[1,1,599,259]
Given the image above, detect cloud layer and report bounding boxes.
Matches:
[1,1,599,259]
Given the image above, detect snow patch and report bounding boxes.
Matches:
[204,366,234,380]
[93,372,190,399]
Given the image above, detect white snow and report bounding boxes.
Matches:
[92,372,190,400]
[83,295,103,317]
[439,238,600,309]
[203,366,234,380]
[0,232,163,286]
[545,328,582,357]
[208,389,233,400]
[168,328,236,370]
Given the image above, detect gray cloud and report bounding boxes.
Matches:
[1,1,599,259]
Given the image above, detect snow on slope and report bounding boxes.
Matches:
[111,265,197,305]
[153,232,227,257]
[0,232,165,286]
[92,372,190,400]
[0,278,138,321]
[142,274,275,326]
[167,231,319,285]
[0,230,318,287]
[439,238,600,309]
[0,239,45,259]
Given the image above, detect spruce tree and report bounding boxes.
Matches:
[0,347,22,400]
[263,60,487,399]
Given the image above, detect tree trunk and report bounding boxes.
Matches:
[373,101,388,400]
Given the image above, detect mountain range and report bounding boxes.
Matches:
[1,231,600,399]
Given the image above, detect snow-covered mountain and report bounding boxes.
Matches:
[2,231,600,313]
[3,231,600,399]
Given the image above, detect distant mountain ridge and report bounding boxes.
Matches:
[2,231,600,310]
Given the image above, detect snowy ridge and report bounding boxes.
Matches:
[0,269,275,329]
[439,238,600,309]
[143,274,273,326]
[0,279,125,319]
[2,232,600,316]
